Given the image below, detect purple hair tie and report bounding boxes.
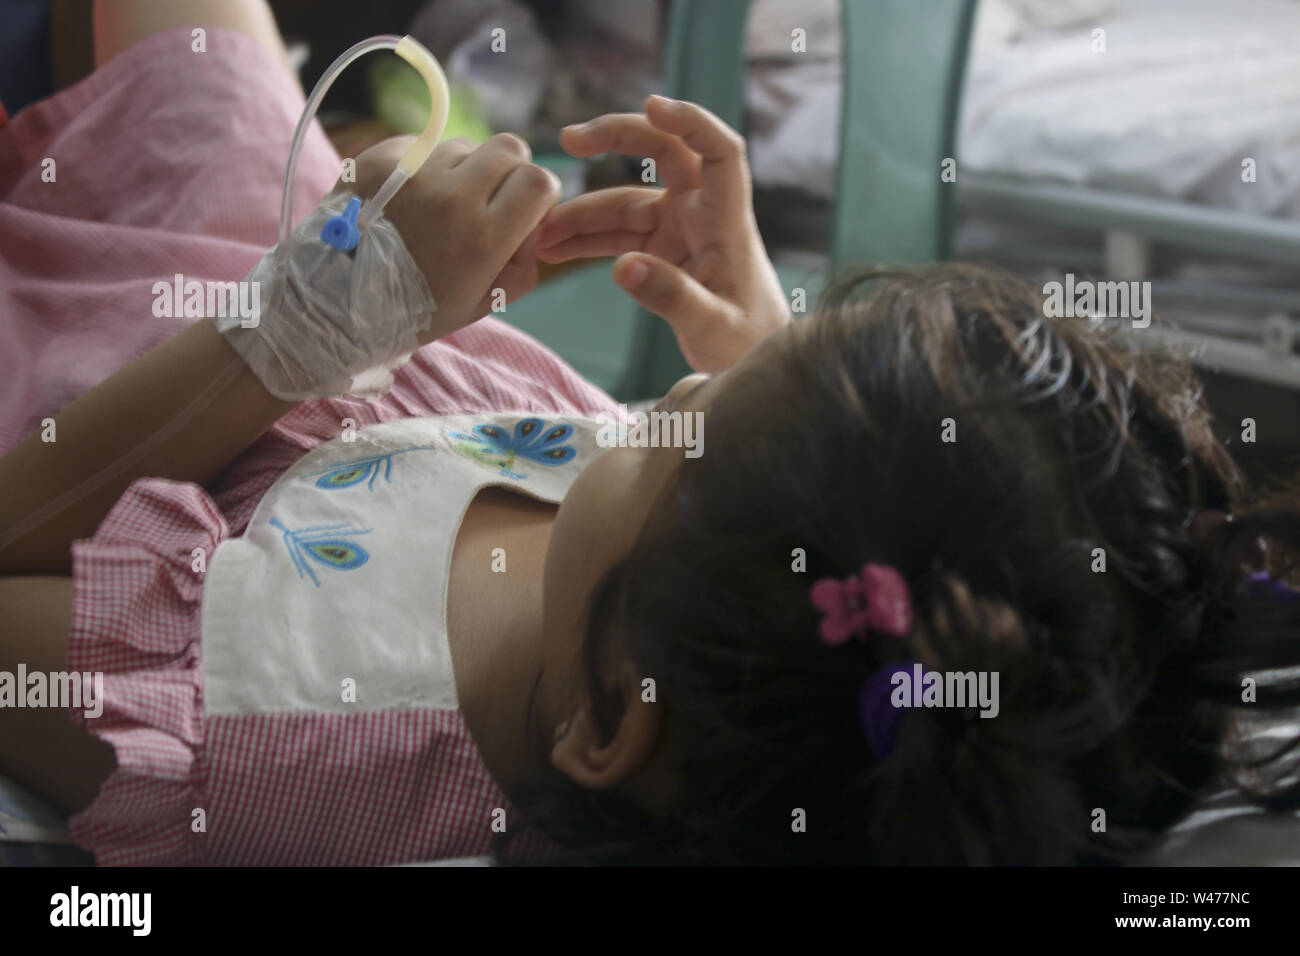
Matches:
[811,563,916,759]
[1243,571,1300,605]
[858,663,917,759]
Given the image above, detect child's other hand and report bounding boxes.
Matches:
[536,95,790,373]
[345,134,561,345]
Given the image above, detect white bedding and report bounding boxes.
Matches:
[745,0,1300,217]
[960,0,1300,216]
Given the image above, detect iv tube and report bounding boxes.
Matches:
[277,34,450,248]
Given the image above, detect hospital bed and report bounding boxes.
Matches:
[507,0,1300,397]
[956,0,1300,391]
[3,0,1297,868]
[739,0,1300,390]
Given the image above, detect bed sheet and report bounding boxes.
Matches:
[960,0,1300,216]
[746,0,1300,216]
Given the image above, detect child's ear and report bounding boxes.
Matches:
[550,662,661,791]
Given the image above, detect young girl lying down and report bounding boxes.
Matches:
[2,3,1299,867]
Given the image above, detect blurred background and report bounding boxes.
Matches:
[4,0,1299,480]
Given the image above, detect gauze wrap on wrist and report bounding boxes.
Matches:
[213,192,436,401]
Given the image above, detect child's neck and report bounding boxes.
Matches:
[445,486,555,795]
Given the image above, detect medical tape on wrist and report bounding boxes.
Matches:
[213,192,437,402]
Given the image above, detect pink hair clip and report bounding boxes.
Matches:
[810,563,913,645]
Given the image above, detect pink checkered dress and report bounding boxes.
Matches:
[0,27,619,864]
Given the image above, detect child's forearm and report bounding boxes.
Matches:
[0,320,297,576]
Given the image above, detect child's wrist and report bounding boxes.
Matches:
[212,194,435,402]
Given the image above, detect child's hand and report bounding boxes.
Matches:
[346,134,561,345]
[536,95,790,373]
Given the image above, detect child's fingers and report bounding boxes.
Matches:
[470,248,540,319]
[425,136,476,171]
[487,161,562,241]
[536,230,649,263]
[515,219,545,264]
[559,114,701,191]
[612,252,730,343]
[447,220,546,333]
[454,133,534,204]
[459,225,546,327]
[536,187,661,250]
[643,95,752,218]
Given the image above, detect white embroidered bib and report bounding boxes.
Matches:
[200,413,604,717]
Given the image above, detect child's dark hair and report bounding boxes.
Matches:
[499,262,1300,865]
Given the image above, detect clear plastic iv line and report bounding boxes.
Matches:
[278,33,450,249]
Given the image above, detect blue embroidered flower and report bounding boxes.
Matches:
[447,419,576,480]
